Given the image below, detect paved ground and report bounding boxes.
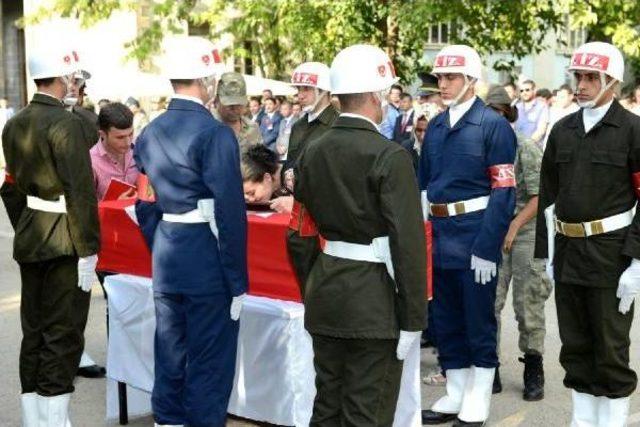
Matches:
[1,198,640,426]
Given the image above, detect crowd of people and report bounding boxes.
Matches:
[1,31,640,427]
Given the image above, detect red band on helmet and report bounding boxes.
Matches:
[571,53,610,72]
[434,55,466,68]
[292,72,318,86]
[212,49,222,63]
[487,164,516,189]
[632,172,640,199]
[289,201,318,237]
[4,172,14,184]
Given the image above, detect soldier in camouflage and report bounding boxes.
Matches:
[487,85,552,402]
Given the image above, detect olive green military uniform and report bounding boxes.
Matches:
[212,109,262,151]
[495,136,552,355]
[1,93,100,396]
[288,115,427,426]
[535,100,640,398]
[72,105,99,148]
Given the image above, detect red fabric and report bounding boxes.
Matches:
[425,221,433,300]
[136,174,155,202]
[487,164,516,189]
[633,172,640,199]
[4,173,14,184]
[97,200,433,304]
[289,201,318,237]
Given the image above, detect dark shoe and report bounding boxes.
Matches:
[519,353,544,401]
[492,367,502,394]
[452,418,485,426]
[77,364,106,378]
[421,409,458,424]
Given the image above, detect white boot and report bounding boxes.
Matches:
[571,391,599,427]
[458,366,495,423]
[598,396,630,427]
[20,393,39,427]
[431,368,471,414]
[40,394,72,427]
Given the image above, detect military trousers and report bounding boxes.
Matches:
[432,268,499,370]
[152,291,238,427]
[495,236,552,356]
[555,282,637,398]
[310,334,402,427]
[19,255,89,396]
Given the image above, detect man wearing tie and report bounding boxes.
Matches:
[392,93,415,143]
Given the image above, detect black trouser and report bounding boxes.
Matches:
[310,334,402,427]
[19,256,90,396]
[555,282,637,398]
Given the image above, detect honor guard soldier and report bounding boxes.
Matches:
[270,62,339,213]
[535,42,640,426]
[133,36,248,427]
[419,45,517,427]
[287,44,427,426]
[2,45,100,426]
[64,68,99,148]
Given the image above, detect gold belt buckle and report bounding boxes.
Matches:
[453,202,466,215]
[430,204,449,217]
[588,220,605,236]
[560,221,586,237]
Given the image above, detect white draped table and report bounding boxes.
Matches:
[104,274,421,426]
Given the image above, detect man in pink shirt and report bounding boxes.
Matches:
[90,102,138,200]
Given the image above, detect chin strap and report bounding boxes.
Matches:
[304,89,328,114]
[578,73,616,109]
[443,76,476,107]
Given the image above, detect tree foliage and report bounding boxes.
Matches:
[21,0,640,82]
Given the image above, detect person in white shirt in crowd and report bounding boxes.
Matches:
[514,79,549,148]
[543,84,580,149]
[275,100,297,161]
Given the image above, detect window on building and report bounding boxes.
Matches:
[560,14,587,54]
[426,22,454,46]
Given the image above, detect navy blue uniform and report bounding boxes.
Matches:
[419,97,516,370]
[134,98,248,426]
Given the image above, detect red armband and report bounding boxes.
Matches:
[289,200,318,237]
[4,172,14,184]
[632,172,640,199]
[487,164,515,189]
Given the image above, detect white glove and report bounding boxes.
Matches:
[396,330,421,361]
[545,259,554,283]
[470,255,497,285]
[77,255,98,292]
[124,204,139,225]
[617,259,640,314]
[230,293,246,321]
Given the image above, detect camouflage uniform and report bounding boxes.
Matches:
[495,135,552,356]
[212,109,261,152]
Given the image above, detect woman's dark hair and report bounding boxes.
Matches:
[241,144,279,182]
[98,102,134,132]
[488,103,518,124]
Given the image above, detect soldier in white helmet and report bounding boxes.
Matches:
[133,36,248,427]
[2,45,100,426]
[287,44,427,426]
[535,41,640,426]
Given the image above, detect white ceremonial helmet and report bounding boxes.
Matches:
[28,45,81,80]
[160,36,224,80]
[430,44,483,107]
[431,44,483,80]
[567,42,624,108]
[291,62,331,91]
[330,44,399,95]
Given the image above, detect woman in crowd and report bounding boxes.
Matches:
[241,144,291,205]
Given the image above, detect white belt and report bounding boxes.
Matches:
[429,195,489,217]
[161,199,219,242]
[555,207,634,238]
[162,209,208,223]
[26,195,67,214]
[323,236,395,280]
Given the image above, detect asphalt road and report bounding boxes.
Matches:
[0,193,639,426]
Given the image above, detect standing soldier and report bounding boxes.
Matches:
[270,62,339,214]
[2,46,100,426]
[287,44,427,426]
[535,42,640,426]
[419,45,516,427]
[133,36,248,427]
[64,68,99,148]
[486,85,552,401]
